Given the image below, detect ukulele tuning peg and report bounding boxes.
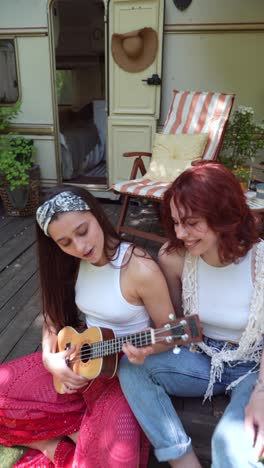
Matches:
[168,313,176,321]
[181,334,189,342]
[165,336,173,343]
[173,345,181,355]
[180,319,187,326]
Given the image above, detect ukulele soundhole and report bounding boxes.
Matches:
[80,343,91,363]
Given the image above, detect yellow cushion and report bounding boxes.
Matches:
[143,133,209,183]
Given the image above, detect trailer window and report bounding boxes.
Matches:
[0,39,19,104]
[56,70,73,105]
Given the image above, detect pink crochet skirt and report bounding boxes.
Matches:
[0,351,149,467]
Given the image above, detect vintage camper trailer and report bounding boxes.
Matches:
[0,0,264,197]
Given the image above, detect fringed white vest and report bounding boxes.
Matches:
[182,240,264,401]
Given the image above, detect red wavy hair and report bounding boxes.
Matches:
[162,162,259,263]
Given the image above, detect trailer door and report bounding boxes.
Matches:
[107,0,165,184]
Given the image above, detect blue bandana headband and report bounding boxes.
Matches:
[36,191,90,236]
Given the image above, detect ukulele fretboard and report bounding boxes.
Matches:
[90,330,153,359]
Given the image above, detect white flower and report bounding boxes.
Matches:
[237,105,254,115]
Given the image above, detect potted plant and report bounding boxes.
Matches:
[231,166,251,192]
[0,103,40,216]
[219,106,264,192]
[219,106,264,168]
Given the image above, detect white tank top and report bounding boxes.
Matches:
[75,242,150,337]
[197,249,253,342]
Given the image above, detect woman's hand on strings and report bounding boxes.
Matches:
[122,342,154,365]
[43,346,87,393]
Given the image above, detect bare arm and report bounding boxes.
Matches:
[158,242,185,317]
[121,249,178,361]
[135,257,175,329]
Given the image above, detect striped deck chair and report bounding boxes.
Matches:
[111,89,235,243]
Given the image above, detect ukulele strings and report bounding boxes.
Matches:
[68,336,167,364]
[67,327,185,364]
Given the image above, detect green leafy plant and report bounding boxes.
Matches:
[219,106,264,169]
[0,103,36,191]
[0,101,21,131]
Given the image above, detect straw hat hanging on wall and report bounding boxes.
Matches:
[111,27,158,73]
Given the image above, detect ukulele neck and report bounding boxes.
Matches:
[91,329,154,359]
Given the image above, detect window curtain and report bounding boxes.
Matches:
[0,40,18,103]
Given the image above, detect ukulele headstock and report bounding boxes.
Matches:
[162,313,202,346]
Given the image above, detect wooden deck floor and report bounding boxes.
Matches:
[0,198,223,467]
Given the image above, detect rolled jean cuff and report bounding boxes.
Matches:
[154,437,192,462]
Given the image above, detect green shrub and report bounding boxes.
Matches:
[0,103,36,191]
[219,106,264,168]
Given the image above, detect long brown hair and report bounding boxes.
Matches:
[36,185,122,331]
[163,162,259,263]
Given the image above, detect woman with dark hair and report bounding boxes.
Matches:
[0,186,175,468]
[119,163,264,468]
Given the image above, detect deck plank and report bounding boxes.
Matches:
[0,245,37,309]
[0,214,13,228]
[0,216,34,246]
[0,272,39,335]
[4,307,43,362]
[0,222,36,271]
[0,288,41,362]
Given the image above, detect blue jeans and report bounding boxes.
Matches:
[118,340,261,466]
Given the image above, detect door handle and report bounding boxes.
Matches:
[142,74,162,85]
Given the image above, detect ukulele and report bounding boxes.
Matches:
[54,313,202,394]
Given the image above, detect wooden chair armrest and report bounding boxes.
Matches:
[129,155,149,178]
[123,151,152,158]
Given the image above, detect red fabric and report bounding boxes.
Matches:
[13,449,54,468]
[54,439,75,468]
[12,440,75,468]
[112,178,170,200]
[0,351,150,467]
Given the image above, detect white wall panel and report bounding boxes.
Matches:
[161,32,264,122]
[0,0,47,29]
[16,36,54,124]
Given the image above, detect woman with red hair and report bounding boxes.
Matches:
[119,163,264,468]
